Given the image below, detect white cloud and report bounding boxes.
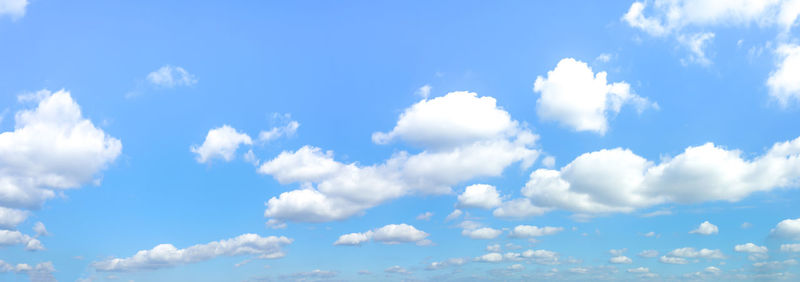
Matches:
[474,252,503,263]
[0,207,28,229]
[533,58,655,134]
[280,269,338,280]
[0,0,27,20]
[522,249,560,265]
[509,225,563,238]
[259,91,539,224]
[416,211,433,221]
[690,221,719,235]
[627,267,649,273]
[771,217,800,239]
[705,266,722,274]
[753,259,798,270]
[781,243,800,252]
[610,256,633,264]
[259,113,299,142]
[457,184,502,209]
[644,231,657,237]
[492,198,549,218]
[384,265,410,274]
[659,256,688,264]
[416,84,432,99]
[735,243,769,261]
[0,230,43,251]
[515,136,800,215]
[665,247,726,261]
[190,125,252,164]
[0,260,55,282]
[333,224,429,246]
[486,244,501,252]
[146,65,197,88]
[462,227,502,240]
[767,44,800,106]
[638,250,659,258]
[0,90,121,234]
[609,248,627,256]
[91,234,292,272]
[677,32,715,66]
[445,209,463,221]
[426,258,467,270]
[32,222,47,237]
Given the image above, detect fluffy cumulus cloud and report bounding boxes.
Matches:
[660,247,725,264]
[0,230,44,251]
[259,113,300,143]
[91,234,292,272]
[509,225,563,238]
[190,125,252,164]
[146,65,197,88]
[781,243,800,252]
[426,258,467,270]
[767,44,800,106]
[771,217,800,239]
[0,90,120,249]
[457,184,502,209]
[462,227,502,240]
[492,198,549,218]
[475,249,560,265]
[533,58,655,134]
[0,260,55,282]
[735,243,769,261]
[333,223,429,246]
[0,0,27,20]
[513,136,800,216]
[258,91,540,224]
[610,256,633,264]
[690,221,719,235]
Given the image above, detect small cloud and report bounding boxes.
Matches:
[416,212,433,221]
[689,221,719,235]
[596,53,613,63]
[416,84,432,99]
[146,65,197,88]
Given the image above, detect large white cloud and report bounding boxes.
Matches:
[0,230,43,251]
[462,227,502,240]
[190,125,252,164]
[771,217,800,240]
[0,90,120,249]
[516,136,800,215]
[457,184,502,209]
[533,58,655,134]
[767,44,800,106]
[0,0,27,20]
[333,223,429,246]
[258,91,539,224]
[91,234,292,272]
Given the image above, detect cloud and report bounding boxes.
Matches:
[0,90,120,233]
[92,234,292,272]
[0,230,44,251]
[781,243,800,252]
[190,125,253,164]
[533,58,655,134]
[627,267,649,273]
[384,265,410,274]
[444,209,463,221]
[492,198,549,218]
[146,65,197,88]
[474,252,503,263]
[457,184,502,209]
[677,32,715,66]
[515,136,800,215]
[462,227,502,240]
[32,222,47,237]
[638,250,659,258]
[416,211,433,221]
[333,224,429,246]
[279,269,338,280]
[663,247,726,262]
[259,91,539,224]
[0,0,27,20]
[426,258,467,270]
[609,256,632,264]
[735,243,769,261]
[509,225,563,238]
[258,113,300,142]
[658,256,688,264]
[767,44,800,106]
[771,217,800,239]
[690,221,719,235]
[0,260,55,282]
[416,84,432,99]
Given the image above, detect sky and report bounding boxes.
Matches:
[1,0,800,281]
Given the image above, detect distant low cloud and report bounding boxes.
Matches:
[92,234,292,272]
[334,224,430,246]
[0,0,28,20]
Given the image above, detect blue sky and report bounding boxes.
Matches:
[1,0,800,281]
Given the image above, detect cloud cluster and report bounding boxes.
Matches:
[333,224,430,246]
[660,247,725,264]
[92,234,292,272]
[735,243,769,261]
[512,136,800,215]
[474,249,560,265]
[0,90,121,250]
[0,260,55,282]
[509,225,563,238]
[534,58,655,134]
[259,91,540,223]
